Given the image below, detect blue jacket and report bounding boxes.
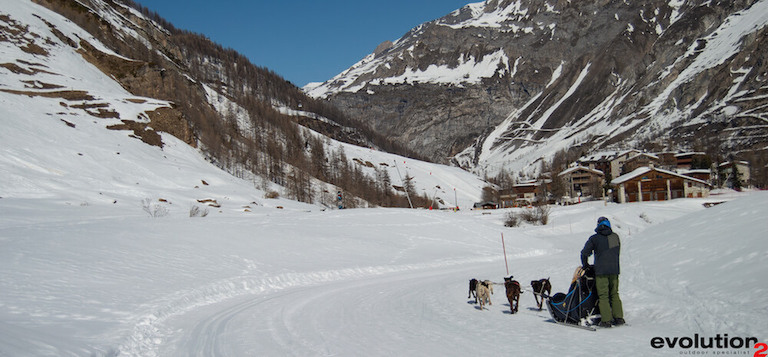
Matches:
[581,224,621,275]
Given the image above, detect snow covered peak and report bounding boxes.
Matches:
[305,48,511,98]
[438,0,532,29]
[304,1,534,99]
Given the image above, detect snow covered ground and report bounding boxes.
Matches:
[1,189,766,356]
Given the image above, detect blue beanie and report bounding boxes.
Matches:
[597,216,611,228]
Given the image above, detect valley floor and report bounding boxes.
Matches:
[0,191,766,356]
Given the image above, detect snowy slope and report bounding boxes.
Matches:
[0,0,484,211]
[0,0,312,214]
[331,139,487,208]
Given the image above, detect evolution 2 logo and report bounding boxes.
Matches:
[650,334,766,355]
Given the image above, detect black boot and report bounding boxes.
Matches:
[598,320,613,328]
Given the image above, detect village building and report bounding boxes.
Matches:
[609,149,643,178]
[512,181,539,206]
[498,188,517,208]
[611,166,711,203]
[679,169,712,183]
[718,161,751,188]
[655,152,679,169]
[498,180,551,207]
[675,152,709,170]
[622,152,660,173]
[558,165,605,201]
[579,150,621,179]
[473,201,499,210]
[579,149,648,179]
[499,188,517,208]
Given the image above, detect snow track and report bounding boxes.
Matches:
[120,257,502,356]
[158,262,523,356]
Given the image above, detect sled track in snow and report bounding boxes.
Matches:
[116,256,503,356]
[172,260,526,356]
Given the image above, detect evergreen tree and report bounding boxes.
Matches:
[603,171,613,197]
[730,165,743,191]
[403,173,416,199]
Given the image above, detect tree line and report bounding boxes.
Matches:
[36,0,427,207]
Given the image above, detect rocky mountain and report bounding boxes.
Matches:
[306,0,768,177]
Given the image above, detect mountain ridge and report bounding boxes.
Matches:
[306,0,768,177]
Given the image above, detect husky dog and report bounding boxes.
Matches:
[476,280,492,310]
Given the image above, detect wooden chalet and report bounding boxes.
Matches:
[503,180,553,206]
[611,166,711,203]
[558,165,604,200]
[473,201,499,210]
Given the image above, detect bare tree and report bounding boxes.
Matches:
[142,198,169,218]
[481,185,497,203]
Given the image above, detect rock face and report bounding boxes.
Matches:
[307,0,768,173]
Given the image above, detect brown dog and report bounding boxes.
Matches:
[530,278,551,311]
[503,276,521,314]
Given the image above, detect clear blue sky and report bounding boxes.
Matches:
[135,1,472,87]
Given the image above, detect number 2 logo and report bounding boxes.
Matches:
[755,342,768,357]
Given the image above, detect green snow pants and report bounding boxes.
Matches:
[595,274,623,322]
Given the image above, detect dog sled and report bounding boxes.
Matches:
[545,266,599,331]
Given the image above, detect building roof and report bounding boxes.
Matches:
[674,151,707,158]
[514,182,538,187]
[559,165,604,176]
[626,152,659,161]
[474,201,498,207]
[578,150,621,162]
[719,161,750,167]
[611,166,711,186]
[512,179,551,187]
[679,169,711,175]
[615,149,642,158]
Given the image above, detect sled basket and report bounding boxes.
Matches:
[546,266,599,324]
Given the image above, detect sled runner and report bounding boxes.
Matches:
[549,319,597,331]
[545,266,599,330]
